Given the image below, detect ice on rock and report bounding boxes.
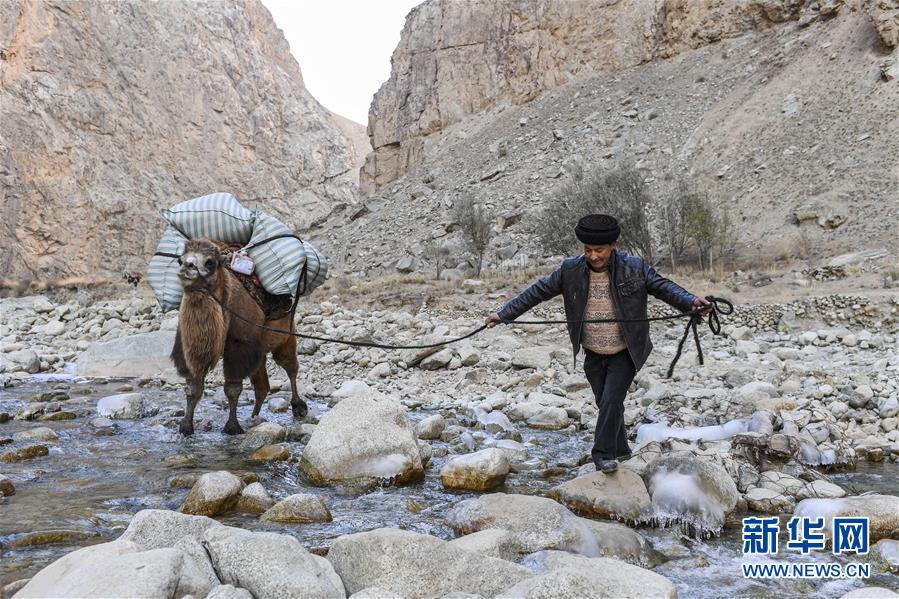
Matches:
[635,419,748,445]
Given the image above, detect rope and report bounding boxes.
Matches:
[199,289,732,375]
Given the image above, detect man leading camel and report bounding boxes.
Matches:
[485,214,711,474]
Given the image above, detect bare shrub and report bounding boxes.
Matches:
[537,166,654,261]
[681,184,737,271]
[658,182,692,273]
[452,195,493,276]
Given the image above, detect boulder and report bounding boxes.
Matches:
[526,407,570,430]
[440,448,510,491]
[13,427,59,443]
[75,331,177,379]
[447,529,520,561]
[745,487,796,514]
[445,493,602,556]
[249,443,290,462]
[120,509,222,550]
[207,585,254,599]
[0,473,15,496]
[511,347,554,370]
[300,396,424,485]
[643,454,739,535]
[548,470,651,522]
[326,527,531,598]
[202,527,345,598]
[260,493,332,523]
[96,393,145,419]
[513,551,676,598]
[794,495,899,541]
[181,471,244,516]
[239,421,287,451]
[13,541,213,598]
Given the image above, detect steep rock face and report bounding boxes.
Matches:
[362,0,823,192]
[0,0,358,281]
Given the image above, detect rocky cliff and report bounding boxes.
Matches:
[332,0,897,277]
[0,0,361,281]
[361,0,868,192]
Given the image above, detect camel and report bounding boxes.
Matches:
[169,238,308,435]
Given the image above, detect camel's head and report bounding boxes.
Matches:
[178,238,226,290]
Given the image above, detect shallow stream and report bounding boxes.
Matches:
[1,377,896,597]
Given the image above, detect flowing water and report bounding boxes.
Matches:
[1,377,897,597]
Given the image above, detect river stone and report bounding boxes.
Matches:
[349,587,406,598]
[260,493,332,523]
[74,331,177,379]
[236,482,275,514]
[441,448,510,491]
[239,421,287,451]
[249,443,290,462]
[840,588,899,598]
[37,410,77,421]
[13,541,211,598]
[120,509,222,550]
[746,487,796,513]
[794,494,899,541]
[300,395,424,485]
[0,444,49,463]
[549,470,651,522]
[181,471,244,516]
[492,438,528,462]
[511,347,554,370]
[202,527,345,598]
[578,518,649,563]
[511,552,676,598]
[13,426,59,443]
[267,395,290,413]
[445,493,603,556]
[526,406,570,430]
[326,527,531,598]
[207,584,254,599]
[447,529,520,561]
[7,349,40,374]
[8,529,101,549]
[874,539,899,571]
[415,414,446,440]
[420,348,454,370]
[643,454,739,535]
[504,402,544,422]
[796,480,846,500]
[0,473,14,496]
[759,471,806,497]
[96,392,145,419]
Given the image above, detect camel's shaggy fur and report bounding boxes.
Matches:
[170,238,307,435]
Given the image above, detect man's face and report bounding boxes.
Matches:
[584,242,616,270]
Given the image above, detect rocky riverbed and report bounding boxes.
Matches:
[1,291,898,598]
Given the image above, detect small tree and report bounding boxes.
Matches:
[537,165,655,261]
[682,185,736,271]
[425,240,443,281]
[659,182,694,273]
[452,195,493,276]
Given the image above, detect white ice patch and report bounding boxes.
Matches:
[345,453,411,480]
[635,418,748,445]
[794,497,847,522]
[648,470,725,536]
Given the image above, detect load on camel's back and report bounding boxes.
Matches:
[147,193,327,435]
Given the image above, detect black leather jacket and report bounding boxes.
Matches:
[496,250,697,371]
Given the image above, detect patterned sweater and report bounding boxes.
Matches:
[581,267,627,355]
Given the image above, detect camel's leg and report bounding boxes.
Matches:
[250,363,270,418]
[179,376,204,436]
[222,379,244,435]
[272,336,307,419]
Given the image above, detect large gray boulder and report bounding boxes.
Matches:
[202,527,345,598]
[643,454,739,535]
[96,392,146,419]
[445,493,602,556]
[549,470,651,522]
[447,529,521,561]
[326,527,531,598]
[75,331,177,379]
[299,395,424,485]
[13,540,213,598]
[508,552,676,598]
[119,509,222,550]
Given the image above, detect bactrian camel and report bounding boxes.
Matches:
[170,238,308,435]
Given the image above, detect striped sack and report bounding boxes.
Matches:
[246,212,328,297]
[147,226,188,312]
[160,192,255,243]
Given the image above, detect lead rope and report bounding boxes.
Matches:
[200,290,733,376]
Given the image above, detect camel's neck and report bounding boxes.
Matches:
[178,279,229,377]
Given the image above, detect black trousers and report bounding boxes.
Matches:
[584,348,637,465]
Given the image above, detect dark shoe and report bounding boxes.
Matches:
[599,459,619,474]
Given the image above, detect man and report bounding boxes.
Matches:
[485,214,711,474]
